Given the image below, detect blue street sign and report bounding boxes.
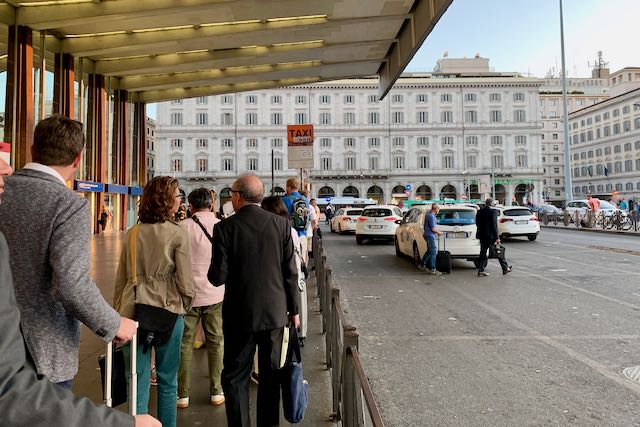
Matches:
[404,184,412,191]
[325,197,332,202]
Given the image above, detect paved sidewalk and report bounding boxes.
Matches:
[541,223,640,236]
[73,232,335,426]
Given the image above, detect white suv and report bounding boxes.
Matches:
[565,199,626,217]
[355,205,403,244]
[495,207,540,241]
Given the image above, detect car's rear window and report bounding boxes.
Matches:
[347,210,362,216]
[362,208,392,217]
[504,209,532,217]
[436,209,476,225]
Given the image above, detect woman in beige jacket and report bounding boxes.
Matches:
[114,176,195,427]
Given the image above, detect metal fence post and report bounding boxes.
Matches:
[343,330,360,427]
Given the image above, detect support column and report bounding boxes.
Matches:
[87,74,106,234]
[4,25,34,169]
[113,89,129,230]
[132,102,147,186]
[53,53,75,118]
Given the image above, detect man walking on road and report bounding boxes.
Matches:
[476,197,512,277]
[0,115,136,388]
[418,203,443,275]
[208,174,300,427]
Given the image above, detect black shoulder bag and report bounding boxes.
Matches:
[191,214,214,243]
[129,225,178,354]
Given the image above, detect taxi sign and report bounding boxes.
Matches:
[287,125,314,146]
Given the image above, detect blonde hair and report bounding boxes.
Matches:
[286,177,300,191]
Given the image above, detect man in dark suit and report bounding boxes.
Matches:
[476,197,512,277]
[209,174,300,427]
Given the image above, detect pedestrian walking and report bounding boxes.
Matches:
[418,203,444,275]
[208,174,300,427]
[177,188,225,409]
[282,178,315,266]
[325,203,334,224]
[476,197,512,276]
[114,176,196,427]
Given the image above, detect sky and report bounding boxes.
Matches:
[3,0,639,120]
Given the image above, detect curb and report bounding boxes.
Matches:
[541,224,640,236]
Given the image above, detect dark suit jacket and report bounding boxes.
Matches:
[0,232,134,427]
[475,206,499,242]
[208,204,300,334]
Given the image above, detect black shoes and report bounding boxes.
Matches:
[503,266,513,275]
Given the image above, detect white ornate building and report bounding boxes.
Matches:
[155,56,545,206]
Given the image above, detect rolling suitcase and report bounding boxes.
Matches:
[99,329,138,414]
[436,235,452,274]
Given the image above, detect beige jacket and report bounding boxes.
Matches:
[114,221,196,318]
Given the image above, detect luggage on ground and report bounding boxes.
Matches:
[436,236,452,274]
[99,330,138,414]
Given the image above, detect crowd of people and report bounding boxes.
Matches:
[0,115,320,427]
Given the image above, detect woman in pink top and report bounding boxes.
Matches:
[177,188,225,408]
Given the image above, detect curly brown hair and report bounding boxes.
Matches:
[138,176,180,224]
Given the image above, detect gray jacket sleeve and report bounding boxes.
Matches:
[48,198,120,341]
[0,232,134,427]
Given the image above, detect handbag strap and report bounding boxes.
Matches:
[129,225,139,284]
[288,326,302,363]
[191,214,213,243]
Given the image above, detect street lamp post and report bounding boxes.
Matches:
[560,0,573,204]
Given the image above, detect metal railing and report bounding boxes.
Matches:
[312,234,384,427]
[539,210,640,232]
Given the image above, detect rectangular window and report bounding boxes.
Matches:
[553,133,558,140]
[246,112,258,125]
[417,94,428,103]
[490,136,503,146]
[418,155,430,169]
[417,111,429,124]
[465,110,477,123]
[319,95,331,104]
[319,112,331,125]
[513,93,525,102]
[368,94,378,104]
[221,95,233,104]
[515,135,527,145]
[368,112,380,124]
[393,155,405,169]
[246,95,257,104]
[344,138,356,148]
[369,156,379,170]
[295,95,306,104]
[271,95,282,104]
[172,99,183,105]
[321,157,332,170]
[615,161,622,173]
[489,93,501,102]
[441,93,452,102]
[441,111,453,123]
[172,158,182,172]
[624,120,631,131]
[466,154,477,168]
[170,112,183,125]
[248,158,258,171]
[491,154,504,168]
[392,94,403,103]
[320,138,331,148]
[625,160,632,171]
[466,136,478,146]
[271,138,283,148]
[442,154,454,169]
[514,110,526,122]
[196,112,208,125]
[344,95,355,104]
[465,93,477,102]
[490,110,502,122]
[197,158,208,172]
[554,167,560,173]
[603,126,610,136]
[553,156,559,162]
[221,113,233,125]
[368,137,380,147]
[613,109,620,117]
[222,138,233,149]
[271,112,282,125]
[246,138,258,149]
[273,157,282,171]
[614,145,621,154]
[196,96,208,104]
[171,138,183,148]
[441,136,454,147]
[417,136,429,147]
[295,112,307,124]
[516,154,528,168]
[393,137,405,147]
[345,155,356,170]
[196,138,208,149]
[222,158,233,171]
[344,112,356,125]
[392,111,404,124]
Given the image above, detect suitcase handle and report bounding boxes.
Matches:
[438,234,446,251]
[105,322,138,415]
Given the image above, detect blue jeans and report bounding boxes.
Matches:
[124,315,184,427]
[420,235,437,270]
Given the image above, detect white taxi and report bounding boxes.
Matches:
[495,207,540,241]
[355,205,403,244]
[330,208,363,234]
[394,205,480,266]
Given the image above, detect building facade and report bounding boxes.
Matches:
[155,57,545,206]
[146,117,157,183]
[568,87,640,202]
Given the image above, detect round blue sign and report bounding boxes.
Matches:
[325,197,332,202]
[404,184,412,191]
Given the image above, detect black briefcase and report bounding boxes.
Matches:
[489,244,506,261]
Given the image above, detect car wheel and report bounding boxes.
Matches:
[528,234,537,241]
[394,237,402,257]
[413,243,421,265]
[356,235,364,245]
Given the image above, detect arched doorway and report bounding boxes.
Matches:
[514,183,533,205]
[492,184,506,205]
[270,186,285,196]
[342,185,359,197]
[318,186,335,197]
[367,185,384,203]
[416,185,432,200]
[440,184,457,200]
[219,187,231,205]
[392,184,405,195]
[469,184,480,201]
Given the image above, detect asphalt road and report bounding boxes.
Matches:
[321,226,640,426]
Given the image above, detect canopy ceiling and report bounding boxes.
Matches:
[0,0,452,102]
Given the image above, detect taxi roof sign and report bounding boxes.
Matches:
[287,124,314,146]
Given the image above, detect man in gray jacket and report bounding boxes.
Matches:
[0,115,136,387]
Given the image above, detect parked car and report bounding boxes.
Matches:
[330,208,363,234]
[495,207,540,241]
[394,205,480,266]
[355,205,403,244]
[536,204,562,215]
[564,199,627,217]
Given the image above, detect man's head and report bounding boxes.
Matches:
[231,174,264,211]
[188,187,213,212]
[310,198,317,206]
[485,197,494,207]
[32,115,85,167]
[431,203,440,214]
[0,157,13,205]
[285,177,300,194]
